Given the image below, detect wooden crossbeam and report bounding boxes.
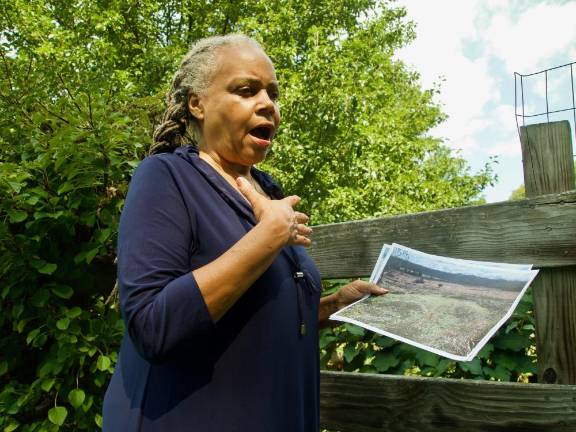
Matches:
[320,371,576,432]
[309,190,576,279]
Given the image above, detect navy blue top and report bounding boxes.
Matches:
[103,146,321,432]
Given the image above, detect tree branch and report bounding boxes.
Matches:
[56,71,83,114]
[0,49,14,92]
[87,91,95,130]
[35,100,71,125]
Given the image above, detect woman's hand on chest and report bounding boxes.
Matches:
[236,177,312,248]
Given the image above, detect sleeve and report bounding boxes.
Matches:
[117,156,214,363]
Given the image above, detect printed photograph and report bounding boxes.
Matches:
[334,244,538,360]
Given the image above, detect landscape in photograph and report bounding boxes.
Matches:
[336,248,535,359]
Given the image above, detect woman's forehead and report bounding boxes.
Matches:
[211,44,277,83]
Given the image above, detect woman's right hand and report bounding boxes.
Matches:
[236,177,312,247]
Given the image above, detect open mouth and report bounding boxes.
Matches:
[249,125,273,141]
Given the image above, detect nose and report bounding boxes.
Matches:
[257,89,277,116]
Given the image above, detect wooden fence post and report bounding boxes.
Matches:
[520,120,576,384]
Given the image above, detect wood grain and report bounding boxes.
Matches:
[520,121,575,196]
[532,267,576,384]
[521,121,576,384]
[309,191,576,279]
[320,371,576,432]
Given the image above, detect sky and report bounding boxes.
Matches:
[393,0,576,202]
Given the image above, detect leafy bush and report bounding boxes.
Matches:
[0,89,153,429]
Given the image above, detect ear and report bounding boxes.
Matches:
[188,93,204,120]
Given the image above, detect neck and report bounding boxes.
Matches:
[199,150,267,198]
[199,150,251,178]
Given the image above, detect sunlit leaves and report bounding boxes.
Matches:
[96,355,111,372]
[48,406,68,426]
[68,389,86,409]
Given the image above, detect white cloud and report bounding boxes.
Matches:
[392,0,576,202]
[394,0,497,155]
[483,2,576,75]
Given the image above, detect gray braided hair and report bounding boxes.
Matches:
[150,34,264,155]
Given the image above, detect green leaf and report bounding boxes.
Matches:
[477,343,494,359]
[513,355,538,374]
[97,355,111,371]
[57,182,75,195]
[56,318,70,330]
[48,406,68,426]
[8,210,27,223]
[82,395,94,412]
[319,332,338,349]
[66,307,82,319]
[7,181,22,193]
[37,361,53,378]
[492,351,519,372]
[343,344,360,363]
[433,359,452,376]
[38,263,57,275]
[373,336,397,349]
[373,352,399,372]
[85,248,99,264]
[41,378,56,392]
[95,228,112,243]
[415,350,439,367]
[459,358,483,376]
[493,333,530,352]
[343,323,365,337]
[95,413,103,427]
[0,360,7,376]
[26,195,40,205]
[51,285,73,299]
[26,328,40,345]
[73,250,87,264]
[31,289,51,307]
[4,421,20,432]
[484,365,511,381]
[68,389,86,409]
[15,319,27,333]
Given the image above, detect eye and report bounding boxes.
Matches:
[268,89,280,101]
[237,86,255,96]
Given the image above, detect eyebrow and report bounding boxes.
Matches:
[229,77,279,89]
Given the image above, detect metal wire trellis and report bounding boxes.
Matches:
[514,60,576,158]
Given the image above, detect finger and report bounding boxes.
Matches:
[365,281,388,295]
[284,195,301,208]
[236,177,267,207]
[294,211,309,224]
[292,234,312,247]
[352,280,388,295]
[296,223,313,236]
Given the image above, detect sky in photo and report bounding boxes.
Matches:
[393,0,576,202]
[390,245,536,282]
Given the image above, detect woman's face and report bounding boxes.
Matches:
[189,43,281,172]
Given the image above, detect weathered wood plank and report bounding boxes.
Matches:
[308,191,576,278]
[521,121,576,385]
[532,267,576,384]
[320,371,576,432]
[520,121,575,196]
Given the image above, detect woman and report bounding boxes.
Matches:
[103,34,387,432]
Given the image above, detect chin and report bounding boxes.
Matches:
[248,147,271,165]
